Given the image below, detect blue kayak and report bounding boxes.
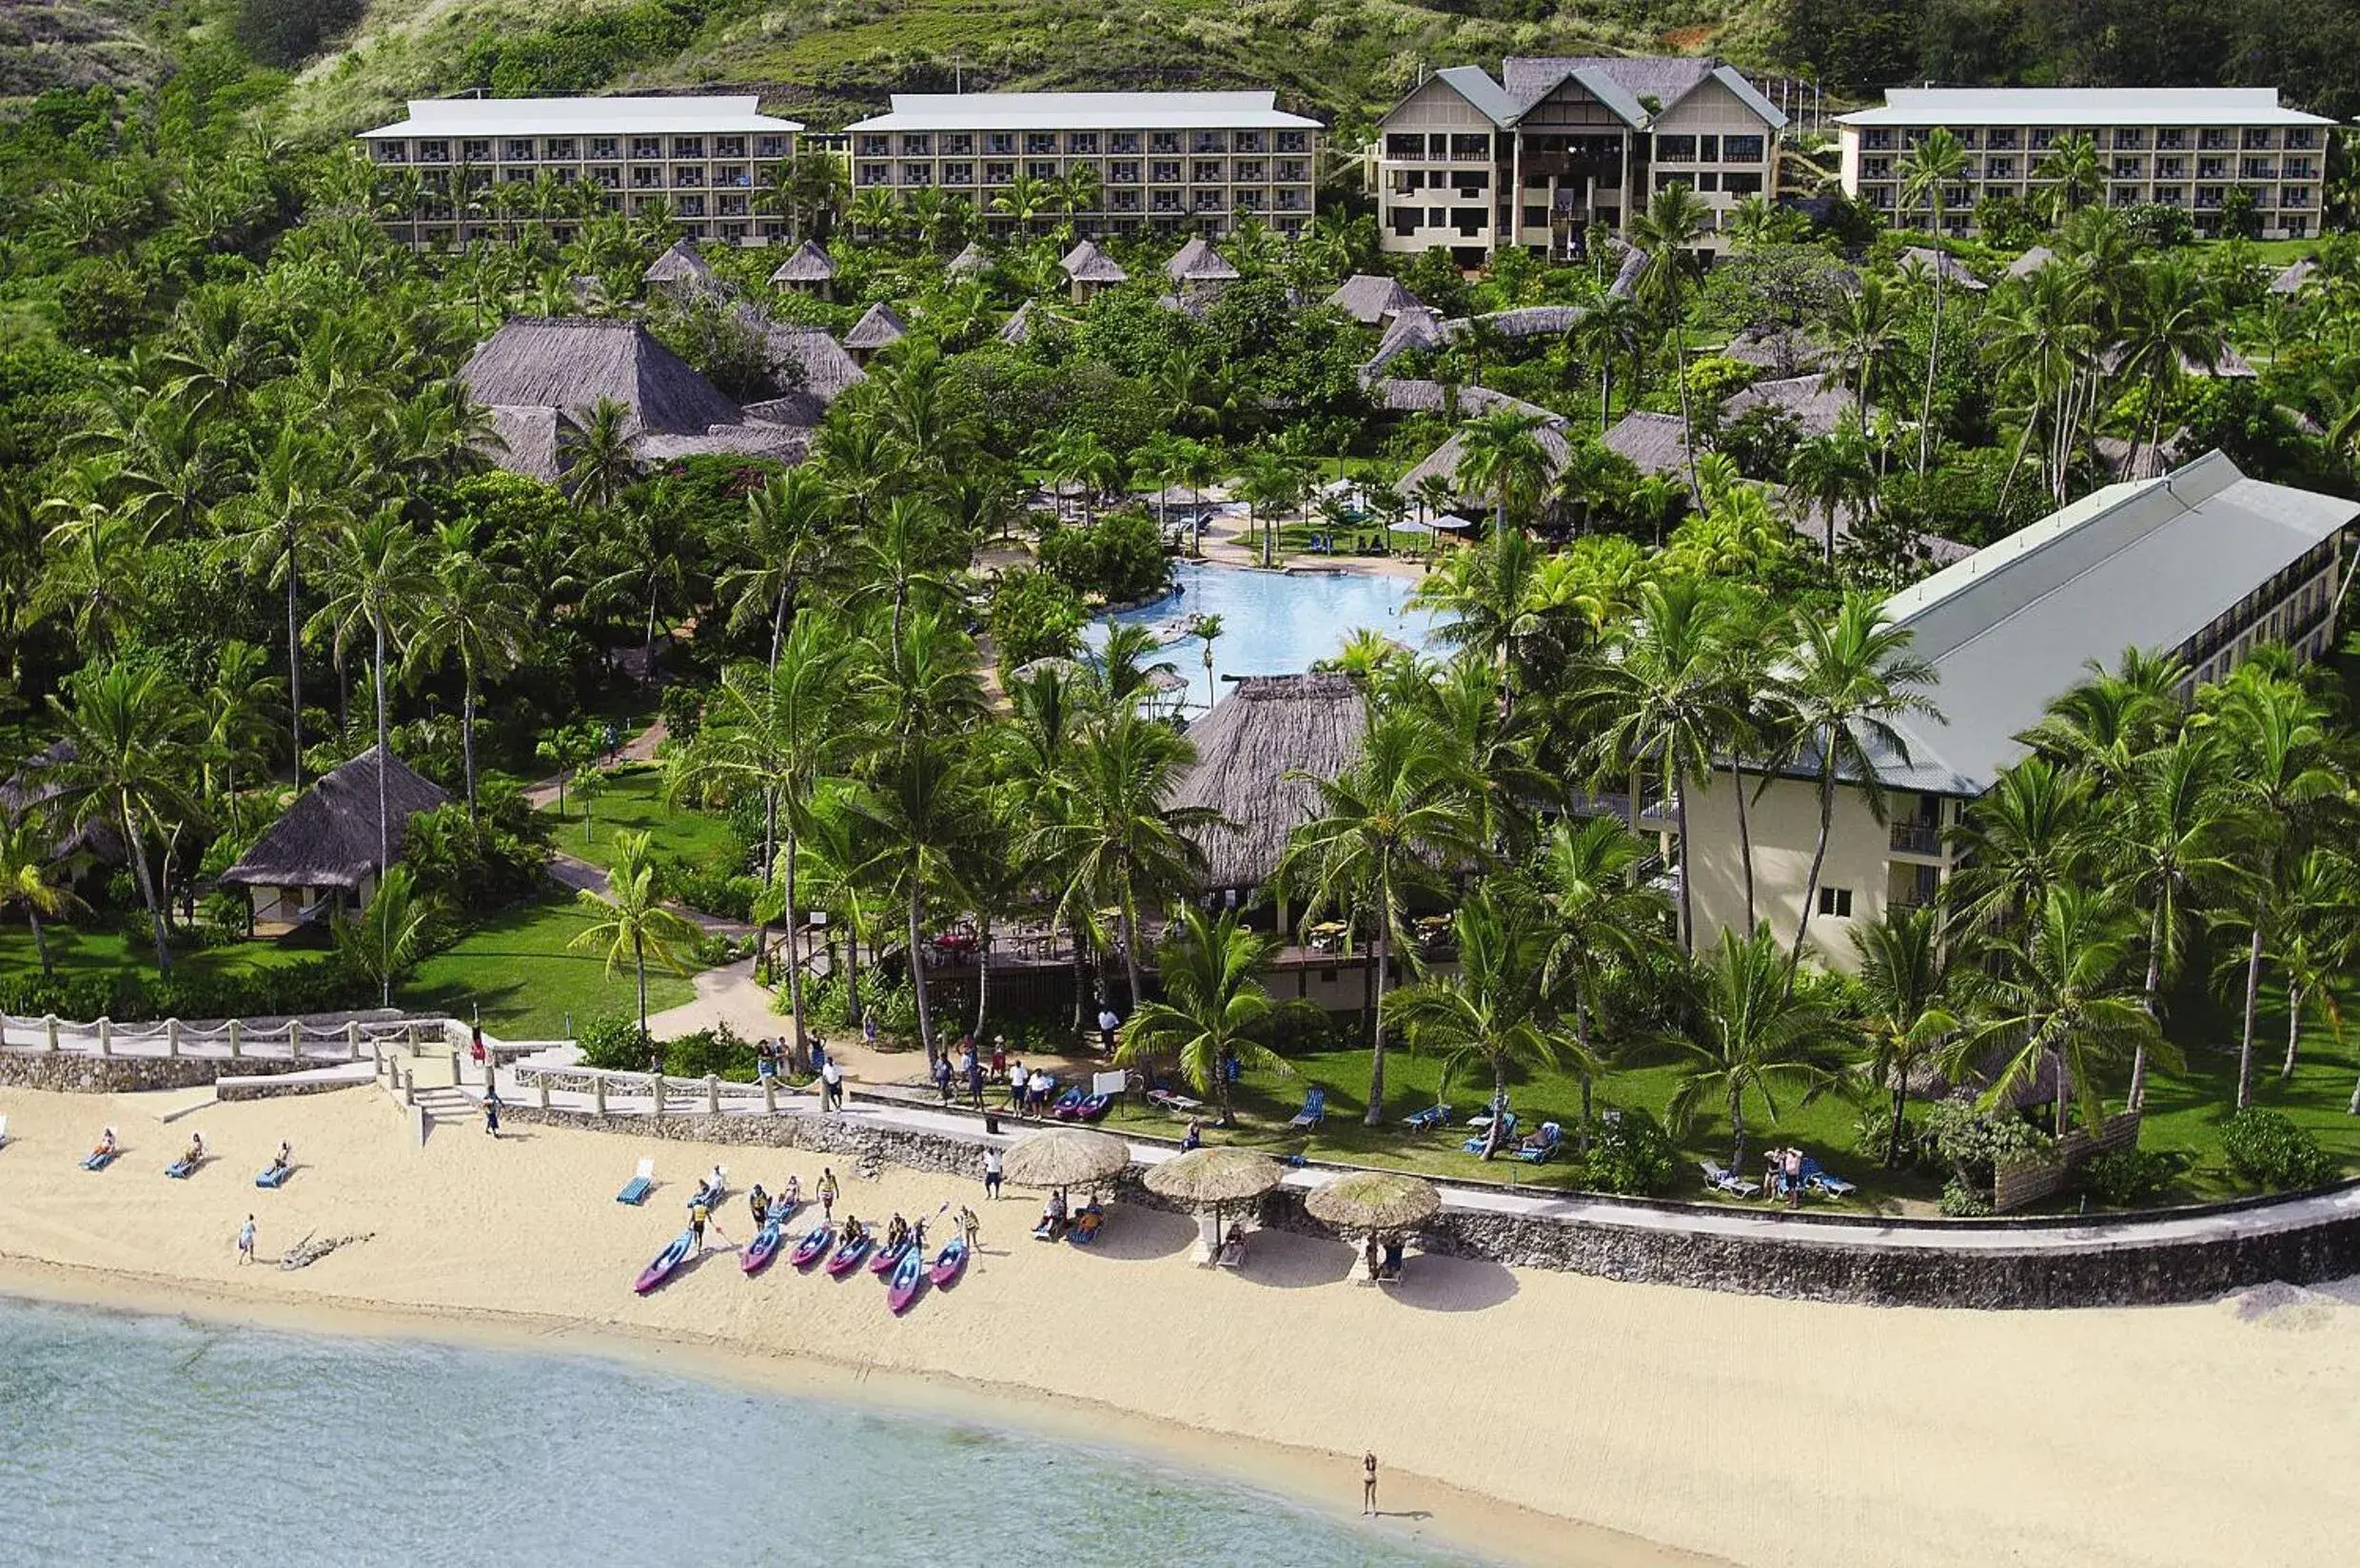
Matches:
[634,1229,698,1295]
[740,1217,786,1275]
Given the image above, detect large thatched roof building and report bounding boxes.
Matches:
[1169,674,1367,892]
[218,747,450,930]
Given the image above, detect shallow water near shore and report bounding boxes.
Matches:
[0,1294,1482,1566]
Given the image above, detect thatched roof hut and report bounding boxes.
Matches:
[1060,240,1128,303]
[1601,410,1691,476]
[1476,304,1585,339]
[1609,245,1647,298]
[769,240,836,292]
[1400,421,1577,508]
[1169,674,1367,891]
[1,740,118,864]
[1898,246,1987,292]
[1326,273,1426,326]
[2270,257,2316,297]
[1305,1170,1441,1233]
[1369,379,1558,423]
[946,242,991,276]
[843,302,908,358]
[1722,374,1858,438]
[999,299,1042,345]
[2006,245,2056,280]
[2094,342,2257,381]
[1361,305,1453,375]
[1166,235,1239,285]
[1722,323,1826,376]
[218,747,449,925]
[643,239,720,298]
[1002,1127,1131,1189]
[460,318,743,438]
[1144,1147,1285,1205]
[484,405,562,484]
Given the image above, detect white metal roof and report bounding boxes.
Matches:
[845,91,1321,132]
[1860,451,2356,796]
[1839,87,2331,128]
[360,96,802,139]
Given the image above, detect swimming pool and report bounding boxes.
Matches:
[1088,561,1448,705]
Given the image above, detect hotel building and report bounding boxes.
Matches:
[840,91,1323,240]
[359,95,803,249]
[1679,451,2356,968]
[1837,88,2333,240]
[1369,56,1786,264]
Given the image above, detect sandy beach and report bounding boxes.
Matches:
[1,1084,2353,1568]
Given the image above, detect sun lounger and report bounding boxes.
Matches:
[1700,1160,1760,1199]
[254,1162,290,1188]
[1147,1088,1206,1115]
[1287,1088,1326,1130]
[1403,1104,1452,1131]
[1463,1112,1515,1154]
[616,1159,656,1205]
[1800,1158,1858,1199]
[1513,1122,1563,1164]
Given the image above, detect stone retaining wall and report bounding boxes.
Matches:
[0,1051,344,1094]
[216,1073,371,1103]
[493,1098,2360,1309]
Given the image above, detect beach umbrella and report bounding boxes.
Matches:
[1142,1147,1285,1206]
[1001,1127,1131,1190]
[1305,1170,1442,1234]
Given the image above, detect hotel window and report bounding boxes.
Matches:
[375,143,407,163]
[1109,161,1140,185]
[672,137,704,159]
[673,166,706,187]
[1025,133,1056,155]
[1385,133,1424,159]
[502,167,531,184]
[945,134,974,155]
[719,194,748,216]
[1277,130,1307,154]
[2199,128,2230,149]
[1192,131,1227,153]
[1237,188,1266,210]
[989,132,1016,155]
[1724,171,1762,195]
[985,161,1013,185]
[630,136,661,160]
[858,163,891,186]
[1234,160,1265,183]
[1150,160,1181,183]
[1111,189,1140,211]
[2114,157,2142,178]
[1107,132,1138,154]
[2243,127,2274,149]
[1723,134,1765,163]
[1448,133,1489,160]
[1276,160,1307,182]
[1987,129,2019,149]
[419,139,450,163]
[2287,128,2316,149]
[943,162,974,186]
[756,135,791,158]
[900,164,932,186]
[1193,189,1225,210]
[1027,160,1057,181]
[1191,160,1224,184]
[546,138,578,161]
[2157,129,2186,150]
[502,138,533,161]
[900,134,931,156]
[1238,131,1268,153]
[858,135,889,156]
[581,137,615,161]
[1150,131,1180,154]
[462,138,491,162]
[1068,132,1098,153]
[716,137,746,159]
[677,195,705,217]
[1656,134,1697,161]
[1818,888,1854,918]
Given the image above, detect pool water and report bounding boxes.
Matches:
[1089,561,1448,701]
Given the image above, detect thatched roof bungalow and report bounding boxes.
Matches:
[1370,379,1558,422]
[2270,257,2316,297]
[1722,323,1826,376]
[1,740,118,865]
[1360,305,1453,375]
[1722,373,1858,438]
[999,299,1045,345]
[1166,235,1239,286]
[946,242,991,276]
[1325,273,1426,326]
[1602,410,1691,476]
[843,302,908,363]
[643,239,720,300]
[770,240,837,297]
[2006,245,2056,280]
[217,747,450,931]
[1060,240,1128,303]
[1169,674,1367,892]
[1399,421,1577,509]
[1898,246,1988,292]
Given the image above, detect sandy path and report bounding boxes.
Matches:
[0,1085,2352,1568]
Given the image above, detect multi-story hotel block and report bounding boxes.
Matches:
[1370,57,1786,264]
[359,96,804,249]
[1837,88,2333,240]
[840,91,1323,239]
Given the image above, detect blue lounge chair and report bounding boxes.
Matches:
[1800,1158,1858,1199]
[616,1158,656,1205]
[1287,1088,1326,1129]
[1463,1112,1515,1155]
[1513,1122,1563,1164]
[1699,1160,1760,1199]
[254,1162,291,1188]
[1403,1104,1452,1132]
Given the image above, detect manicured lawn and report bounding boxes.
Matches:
[400,893,700,1041]
[0,922,324,986]
[540,763,742,874]
[2145,983,2360,1201]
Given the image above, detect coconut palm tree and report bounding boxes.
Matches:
[335,864,438,1009]
[2113,257,2218,478]
[718,467,841,670]
[1117,908,1290,1126]
[1950,885,2160,1140]
[197,638,284,836]
[1389,881,1589,1158]
[45,662,196,973]
[1849,907,1959,1167]
[1278,712,1485,1125]
[1772,592,1940,969]
[568,831,702,1039]
[2034,131,2103,224]
[1629,184,1710,504]
[1670,924,1852,1172]
[408,524,527,819]
[1534,814,1670,1135]
[1898,127,1969,478]
[1944,755,2094,941]
[558,396,637,512]
[1450,409,1553,534]
[308,507,433,878]
[0,810,82,975]
[856,735,979,1065]
[1568,289,1643,436]
[1822,273,1898,429]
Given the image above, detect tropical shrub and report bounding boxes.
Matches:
[2219,1108,2336,1192]
[2080,1147,2183,1206]
[1037,509,1169,604]
[989,567,1085,676]
[1922,1095,2051,1192]
[1571,1107,1677,1196]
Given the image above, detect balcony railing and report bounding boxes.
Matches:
[1890,822,1942,854]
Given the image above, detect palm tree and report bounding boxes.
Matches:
[335,865,438,1008]
[0,811,82,974]
[1037,714,1216,1013]
[1534,815,1669,1134]
[1451,410,1553,534]
[1568,290,1643,436]
[1628,185,1711,504]
[2113,258,2217,477]
[408,524,527,819]
[1849,908,1959,1167]
[1945,755,2094,941]
[197,639,283,837]
[2034,131,2103,224]
[559,397,637,511]
[1823,273,1898,429]
[1388,881,1588,1158]
[1116,908,1290,1126]
[1670,924,1851,1172]
[856,735,978,1065]
[1278,712,1485,1125]
[46,662,195,972]
[1192,612,1224,712]
[2252,848,2359,1084]
[718,468,840,670]
[993,173,1052,232]
[1898,127,1969,478]
[568,830,702,1039]
[1951,885,2159,1141]
[1784,423,1877,564]
[31,507,156,656]
[1773,593,1940,969]
[308,508,433,878]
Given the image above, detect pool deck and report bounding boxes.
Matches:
[1194,508,1436,582]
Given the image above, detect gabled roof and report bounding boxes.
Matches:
[946,242,991,275]
[1325,273,1426,324]
[2006,245,2056,280]
[2270,258,2316,297]
[1601,410,1691,475]
[1516,62,1651,128]
[219,747,451,891]
[1475,304,1586,338]
[1504,56,1785,129]
[1361,304,1454,374]
[1166,235,1239,284]
[1369,379,1561,423]
[769,240,836,284]
[1722,374,1858,438]
[999,299,1042,344]
[1059,240,1129,284]
[1400,421,1578,503]
[1167,674,1367,889]
[847,90,1320,132]
[643,239,718,290]
[1898,247,1988,291]
[1722,323,1826,374]
[1839,87,2332,128]
[843,302,908,351]
[361,95,801,139]
[1860,451,2358,796]
[1420,66,1522,128]
[2094,342,2257,380]
[459,318,743,436]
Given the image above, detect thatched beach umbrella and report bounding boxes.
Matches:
[1305,1170,1441,1234]
[1001,1127,1130,1191]
[1144,1147,1284,1207]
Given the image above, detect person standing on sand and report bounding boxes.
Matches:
[1363,1452,1379,1515]
[983,1146,1002,1200]
[817,1167,838,1221]
[483,1090,501,1137]
[237,1216,255,1264]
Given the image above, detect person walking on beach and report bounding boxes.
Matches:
[983,1146,1003,1200]
[1363,1452,1379,1515]
[237,1216,255,1265]
[483,1089,501,1137]
[817,1167,839,1221]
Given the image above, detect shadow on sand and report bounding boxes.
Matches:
[1379,1251,1520,1313]
[1236,1227,1357,1289]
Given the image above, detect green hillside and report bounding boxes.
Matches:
[0,1,169,100]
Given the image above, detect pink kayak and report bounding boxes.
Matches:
[927,1236,971,1288]
[634,1229,697,1295]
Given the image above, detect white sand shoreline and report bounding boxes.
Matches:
[1,1083,2353,1568]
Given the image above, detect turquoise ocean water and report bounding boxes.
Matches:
[0,1295,1482,1567]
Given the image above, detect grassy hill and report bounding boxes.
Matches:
[282,0,1780,137]
[0,1,170,101]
